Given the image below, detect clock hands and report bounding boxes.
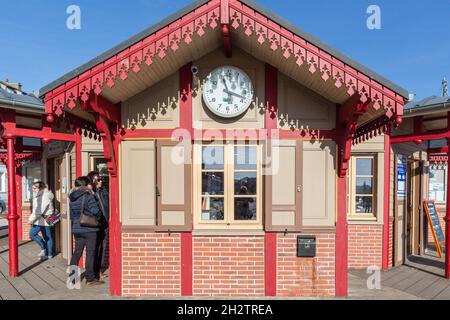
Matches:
[223,89,246,100]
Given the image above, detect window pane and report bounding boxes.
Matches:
[355,196,373,213]
[234,197,257,220]
[234,146,257,170]
[234,172,257,195]
[356,178,373,195]
[356,158,373,176]
[202,172,224,195]
[201,197,224,221]
[202,146,224,170]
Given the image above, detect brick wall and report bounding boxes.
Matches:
[277,233,335,297]
[192,236,265,296]
[122,233,181,297]
[121,232,337,297]
[348,224,383,269]
[22,205,32,241]
[427,205,446,245]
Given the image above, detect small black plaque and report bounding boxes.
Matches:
[297,236,316,257]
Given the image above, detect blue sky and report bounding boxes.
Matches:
[0,0,449,100]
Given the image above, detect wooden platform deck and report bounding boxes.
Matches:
[350,253,450,300]
[0,228,109,300]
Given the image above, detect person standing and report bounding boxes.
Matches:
[88,171,110,279]
[29,182,54,261]
[69,176,104,286]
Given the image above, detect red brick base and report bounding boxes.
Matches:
[121,232,336,297]
[277,233,335,297]
[348,224,383,269]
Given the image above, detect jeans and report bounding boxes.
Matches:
[95,226,109,275]
[29,225,53,257]
[70,232,97,282]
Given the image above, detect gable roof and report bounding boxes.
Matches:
[39,0,408,99]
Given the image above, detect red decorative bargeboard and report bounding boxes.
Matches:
[43,0,404,127]
[429,154,448,167]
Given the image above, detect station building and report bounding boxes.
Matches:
[2,0,448,297]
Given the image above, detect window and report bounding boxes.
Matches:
[195,142,261,229]
[348,155,377,220]
[429,167,447,203]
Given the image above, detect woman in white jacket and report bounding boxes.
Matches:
[28,181,55,260]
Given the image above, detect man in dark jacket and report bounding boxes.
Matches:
[88,171,110,279]
[69,176,103,286]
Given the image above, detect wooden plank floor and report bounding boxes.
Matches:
[349,253,450,300]
[0,237,69,300]
[0,229,111,300]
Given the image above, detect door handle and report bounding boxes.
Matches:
[297,185,301,192]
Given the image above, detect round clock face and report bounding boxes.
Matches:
[203,66,254,118]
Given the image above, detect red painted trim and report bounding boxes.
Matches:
[109,134,122,295]
[335,174,348,296]
[121,128,336,141]
[95,115,118,176]
[6,136,19,277]
[265,64,278,131]
[382,132,391,270]
[180,233,193,296]
[7,127,76,142]
[264,232,277,296]
[391,130,450,144]
[222,24,232,58]
[179,63,193,134]
[89,93,121,125]
[279,129,336,140]
[428,147,449,154]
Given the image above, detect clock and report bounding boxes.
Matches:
[202,66,254,118]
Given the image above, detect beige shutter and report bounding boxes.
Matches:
[156,140,192,231]
[264,140,302,232]
[121,140,157,226]
[302,140,336,227]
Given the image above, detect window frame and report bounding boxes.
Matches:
[194,141,262,230]
[347,154,378,221]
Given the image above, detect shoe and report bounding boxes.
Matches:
[99,272,109,280]
[39,256,48,262]
[38,249,46,257]
[47,256,54,259]
[86,279,105,286]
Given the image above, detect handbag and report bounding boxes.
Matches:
[44,209,61,227]
[79,193,100,228]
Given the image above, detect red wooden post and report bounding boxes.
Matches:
[336,174,348,296]
[109,133,122,296]
[446,139,450,279]
[6,135,19,277]
[264,233,277,296]
[382,130,391,270]
[180,233,193,296]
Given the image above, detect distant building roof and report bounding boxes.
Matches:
[404,95,450,115]
[0,85,44,113]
